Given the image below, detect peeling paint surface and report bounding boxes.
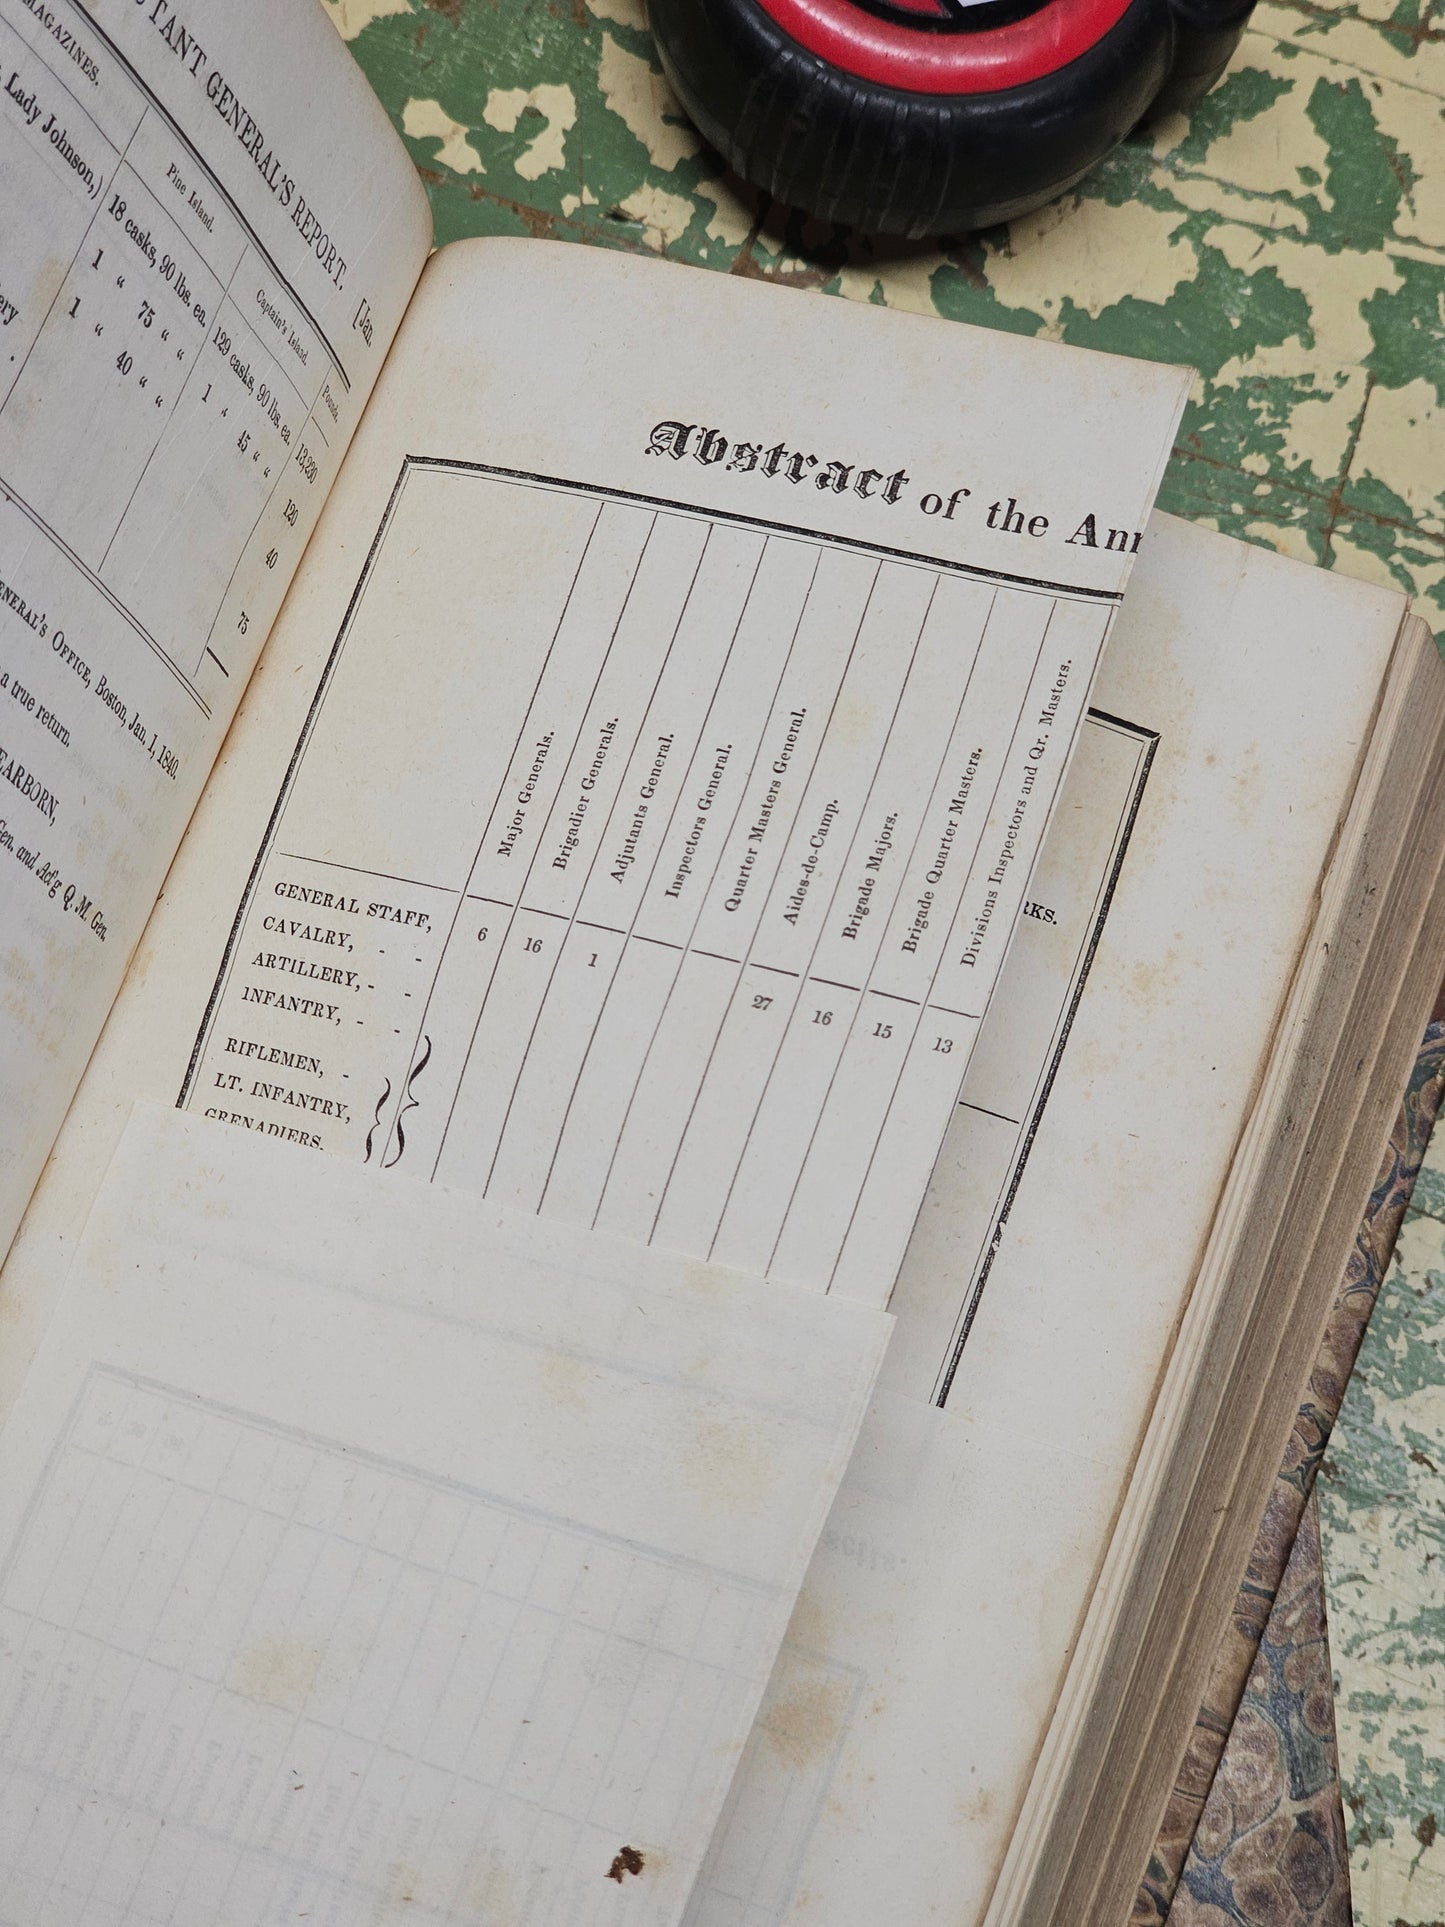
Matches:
[333,0,1445,635]
[1320,1157,1445,1925]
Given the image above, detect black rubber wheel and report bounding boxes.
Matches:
[648,0,1254,236]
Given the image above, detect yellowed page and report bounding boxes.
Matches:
[0,218,1401,1911]
[0,1103,889,1922]
[0,242,1190,1902]
[0,0,431,1255]
[0,238,1184,1321]
[683,517,1408,1927]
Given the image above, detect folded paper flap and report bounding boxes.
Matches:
[146,1107,891,1436]
[0,1104,890,1923]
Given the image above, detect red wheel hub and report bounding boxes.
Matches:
[753,0,1136,91]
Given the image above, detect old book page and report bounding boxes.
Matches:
[0,0,431,1257]
[0,1103,889,1924]
[2,237,1187,1332]
[682,516,1412,1926]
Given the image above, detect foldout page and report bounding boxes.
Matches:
[114,238,1187,1306]
[0,0,431,1255]
[0,1103,889,1925]
[681,518,1409,1927]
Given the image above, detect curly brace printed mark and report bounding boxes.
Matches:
[384,1034,432,1168]
[363,1078,391,1164]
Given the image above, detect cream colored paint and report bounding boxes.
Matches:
[1213,24,1445,255]
[1281,377,1369,484]
[1353,1829,1445,1927]
[597,30,699,172]
[482,84,576,181]
[836,254,939,318]
[694,174,756,250]
[1189,36,1334,203]
[983,195,1198,331]
[1252,2,1445,98]
[615,181,697,249]
[1243,519,1318,564]
[1206,221,1401,366]
[1361,77,1445,253]
[1166,171,1310,238]
[1211,353,1366,483]
[586,0,645,24]
[1353,380,1445,537]
[401,97,484,176]
[1330,530,1433,598]
[320,0,411,38]
[1326,1521,1445,1639]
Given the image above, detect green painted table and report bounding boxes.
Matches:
[332,0,1445,635]
[1320,1126,1445,1923]
[326,3,1445,1911]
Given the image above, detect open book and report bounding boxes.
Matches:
[2,2,1444,1921]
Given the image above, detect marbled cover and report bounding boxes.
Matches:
[1133,1018,1445,1926]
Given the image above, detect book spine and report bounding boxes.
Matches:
[1165,1494,1345,1926]
[1134,1015,1445,1925]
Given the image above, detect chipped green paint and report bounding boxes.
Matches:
[1302,76,1416,255]
[1364,259,1445,407]
[1320,1196,1445,1922]
[1164,61,1296,169]
[330,0,1445,630]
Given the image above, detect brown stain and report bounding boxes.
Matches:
[782,1591,832,1655]
[25,253,73,322]
[730,247,836,294]
[385,1848,522,1918]
[227,1637,323,1712]
[1127,942,1183,1014]
[1058,1029,1124,1087]
[759,1672,851,1772]
[941,238,993,293]
[539,1349,594,1412]
[606,1845,645,1882]
[827,690,880,754]
[1227,741,1265,829]
[958,1785,999,1827]
[681,1256,728,1300]
[381,1861,422,1906]
[683,1415,778,1513]
[456,1848,522,1923]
